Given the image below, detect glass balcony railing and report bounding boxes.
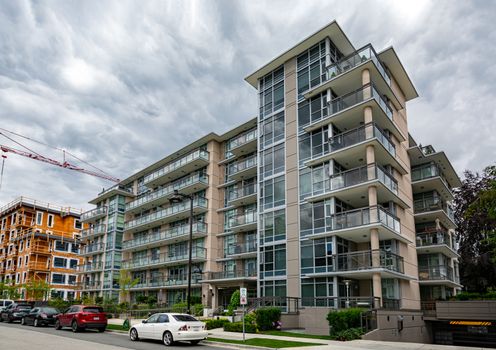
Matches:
[225,241,257,257]
[82,243,106,255]
[328,123,396,157]
[308,163,397,198]
[81,224,107,239]
[326,44,391,86]
[418,265,454,282]
[227,184,257,202]
[144,149,209,184]
[326,205,401,234]
[414,197,454,221]
[125,197,208,230]
[227,155,257,177]
[81,281,101,290]
[78,262,104,272]
[132,274,202,289]
[122,246,207,269]
[81,206,107,221]
[126,174,209,212]
[226,129,257,154]
[122,222,208,250]
[330,249,404,274]
[203,269,257,280]
[232,212,257,228]
[412,163,452,190]
[416,230,453,249]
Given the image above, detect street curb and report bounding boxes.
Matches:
[204,340,273,350]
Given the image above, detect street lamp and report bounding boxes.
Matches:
[343,279,351,309]
[169,190,194,314]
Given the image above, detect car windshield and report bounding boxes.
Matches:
[172,314,198,322]
[41,307,59,313]
[5,301,12,306]
[18,306,32,310]
[83,307,103,313]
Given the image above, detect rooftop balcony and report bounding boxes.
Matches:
[126,174,209,214]
[89,185,134,205]
[304,163,407,208]
[412,163,454,201]
[81,206,107,223]
[227,183,257,207]
[418,265,461,288]
[144,149,210,187]
[122,222,208,251]
[306,123,407,174]
[81,224,107,240]
[416,230,458,258]
[201,269,257,284]
[229,211,257,233]
[124,197,208,233]
[304,83,403,142]
[122,246,207,270]
[223,241,257,259]
[414,197,455,229]
[81,242,106,256]
[77,262,104,273]
[227,155,257,181]
[305,205,408,243]
[303,249,405,280]
[130,274,202,290]
[226,128,258,158]
[303,44,402,111]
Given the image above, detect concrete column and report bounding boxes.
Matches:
[362,69,371,85]
[372,273,382,307]
[364,106,373,124]
[362,69,372,99]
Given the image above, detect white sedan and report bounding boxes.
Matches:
[129,313,208,346]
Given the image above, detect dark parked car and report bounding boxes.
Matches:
[21,307,60,327]
[0,302,33,323]
[55,305,107,332]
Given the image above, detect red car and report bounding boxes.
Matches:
[54,305,107,333]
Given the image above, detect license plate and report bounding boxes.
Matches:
[94,317,100,320]
[191,327,199,331]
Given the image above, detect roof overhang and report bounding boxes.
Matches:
[245,21,355,88]
[377,47,419,101]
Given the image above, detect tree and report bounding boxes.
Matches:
[455,165,496,292]
[0,279,21,299]
[119,269,139,303]
[24,279,51,300]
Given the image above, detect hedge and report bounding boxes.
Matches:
[255,307,281,331]
[224,321,257,333]
[205,319,230,330]
[326,308,363,338]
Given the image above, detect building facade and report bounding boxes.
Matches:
[0,197,83,300]
[80,21,461,321]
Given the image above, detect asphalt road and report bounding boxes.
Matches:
[0,321,231,350]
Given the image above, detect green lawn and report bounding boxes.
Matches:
[106,324,129,332]
[207,337,324,348]
[260,330,332,340]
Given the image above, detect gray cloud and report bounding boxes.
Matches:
[0,0,494,210]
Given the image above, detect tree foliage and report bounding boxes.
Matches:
[119,269,139,302]
[455,165,496,292]
[24,279,50,300]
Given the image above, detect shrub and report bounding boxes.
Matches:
[223,321,257,333]
[172,302,204,316]
[327,308,363,337]
[205,319,230,330]
[227,290,240,316]
[255,307,281,331]
[332,327,364,341]
[453,292,496,301]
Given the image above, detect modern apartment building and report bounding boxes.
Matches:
[80,20,461,339]
[0,197,83,300]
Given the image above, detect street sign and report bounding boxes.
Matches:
[240,287,247,305]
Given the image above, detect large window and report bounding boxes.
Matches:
[260,279,286,297]
[259,66,284,119]
[260,244,286,277]
[298,92,330,130]
[51,274,65,284]
[299,201,327,237]
[260,112,285,149]
[298,126,329,164]
[260,143,285,179]
[260,209,286,243]
[54,241,69,252]
[298,163,331,200]
[301,277,335,306]
[261,175,285,210]
[300,238,334,274]
[53,257,66,268]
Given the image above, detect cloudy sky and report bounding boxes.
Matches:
[0,0,494,210]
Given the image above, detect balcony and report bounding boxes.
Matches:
[304,164,407,208]
[29,243,51,255]
[412,163,454,201]
[227,155,257,181]
[144,149,210,187]
[81,206,107,223]
[131,274,202,290]
[418,265,461,288]
[125,197,208,233]
[306,123,407,175]
[81,281,102,290]
[126,174,209,214]
[226,128,257,158]
[305,206,408,243]
[416,230,458,258]
[229,212,257,233]
[414,197,455,229]
[227,184,257,207]
[82,242,106,256]
[122,222,208,251]
[122,247,207,270]
[304,83,403,142]
[81,224,107,240]
[89,185,134,205]
[224,241,257,259]
[78,262,104,273]
[303,44,402,111]
[201,269,257,284]
[27,261,50,272]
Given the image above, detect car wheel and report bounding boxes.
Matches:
[97,327,105,333]
[54,319,62,330]
[129,328,139,341]
[8,315,13,323]
[71,320,79,333]
[21,317,26,325]
[163,331,174,346]
[34,318,39,327]
[190,340,201,345]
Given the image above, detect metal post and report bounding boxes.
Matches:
[187,196,193,315]
[242,304,246,341]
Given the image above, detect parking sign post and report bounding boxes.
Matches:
[240,287,247,341]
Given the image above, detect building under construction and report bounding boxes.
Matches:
[0,197,83,300]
